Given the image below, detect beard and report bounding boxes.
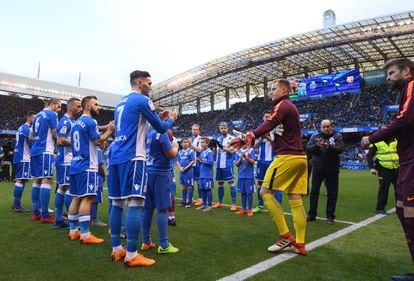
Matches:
[388,78,404,90]
[90,108,99,119]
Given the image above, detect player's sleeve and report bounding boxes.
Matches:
[57,121,70,138]
[252,101,284,138]
[88,119,100,141]
[369,80,414,143]
[49,111,58,129]
[22,125,30,138]
[139,98,173,134]
[205,150,214,166]
[159,133,173,153]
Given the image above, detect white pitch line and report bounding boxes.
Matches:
[102,193,357,225]
[218,207,396,281]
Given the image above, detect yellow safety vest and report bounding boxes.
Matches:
[374,140,399,169]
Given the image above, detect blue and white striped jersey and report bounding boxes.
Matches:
[30,109,58,156]
[110,92,173,165]
[215,134,234,169]
[69,114,100,174]
[13,123,32,163]
[56,114,75,165]
[257,138,274,163]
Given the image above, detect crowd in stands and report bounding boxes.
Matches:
[0,84,399,166]
[173,84,398,136]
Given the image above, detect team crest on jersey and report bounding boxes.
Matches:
[60,126,68,134]
[148,100,155,111]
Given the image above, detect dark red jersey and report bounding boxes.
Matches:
[252,96,304,155]
[369,77,414,164]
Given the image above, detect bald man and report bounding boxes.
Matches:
[306,119,344,224]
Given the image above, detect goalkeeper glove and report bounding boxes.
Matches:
[245,132,255,147]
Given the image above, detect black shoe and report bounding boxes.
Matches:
[12,206,30,213]
[53,220,68,229]
[306,216,316,222]
[327,218,335,225]
[168,218,176,226]
[377,210,388,215]
[390,273,414,281]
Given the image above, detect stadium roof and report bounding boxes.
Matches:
[152,10,414,112]
[0,72,119,108]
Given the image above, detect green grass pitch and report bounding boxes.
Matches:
[0,169,411,281]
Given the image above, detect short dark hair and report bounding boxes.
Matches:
[383,58,414,75]
[130,70,151,87]
[275,78,292,91]
[81,96,97,110]
[201,136,210,144]
[67,97,81,107]
[46,98,61,106]
[26,111,36,118]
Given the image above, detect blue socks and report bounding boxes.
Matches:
[79,214,90,235]
[218,186,224,203]
[109,204,123,247]
[142,208,154,244]
[206,190,212,207]
[126,206,143,253]
[257,186,264,207]
[54,190,65,222]
[91,202,98,220]
[13,182,24,209]
[68,212,79,231]
[182,189,188,204]
[247,193,253,210]
[201,190,207,207]
[241,193,247,210]
[40,184,51,219]
[31,183,40,216]
[230,185,236,204]
[157,210,169,249]
[64,192,73,212]
[188,188,194,204]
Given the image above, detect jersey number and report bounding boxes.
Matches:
[116,105,125,131]
[73,131,80,152]
[34,119,40,134]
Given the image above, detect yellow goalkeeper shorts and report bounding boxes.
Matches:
[262,154,308,195]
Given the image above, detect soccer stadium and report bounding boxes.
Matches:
[0,9,414,281]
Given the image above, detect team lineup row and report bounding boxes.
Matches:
[10,59,414,280]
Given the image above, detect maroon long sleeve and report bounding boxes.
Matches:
[369,78,414,164]
[252,96,304,155]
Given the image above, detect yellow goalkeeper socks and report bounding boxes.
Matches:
[263,193,289,235]
[289,199,307,244]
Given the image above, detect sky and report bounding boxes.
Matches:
[0,0,411,95]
